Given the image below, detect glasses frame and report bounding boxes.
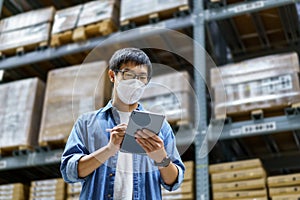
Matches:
[115,69,151,84]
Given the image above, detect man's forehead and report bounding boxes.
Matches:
[120,63,148,71]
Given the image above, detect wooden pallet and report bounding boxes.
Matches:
[51,19,117,47]
[39,138,69,149]
[215,102,300,123]
[0,41,48,58]
[120,5,190,29]
[0,145,34,157]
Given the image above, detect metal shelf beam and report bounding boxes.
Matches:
[205,0,300,22]
[209,114,300,141]
[0,16,193,70]
[0,149,62,171]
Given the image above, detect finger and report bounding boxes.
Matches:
[136,139,152,152]
[137,137,161,152]
[141,129,157,137]
[135,130,151,139]
[106,128,112,132]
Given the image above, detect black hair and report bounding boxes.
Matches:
[109,48,152,76]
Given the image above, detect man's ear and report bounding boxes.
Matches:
[108,69,115,83]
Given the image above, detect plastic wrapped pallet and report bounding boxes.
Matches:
[140,71,194,123]
[0,78,45,150]
[121,0,188,23]
[51,5,83,34]
[210,52,300,118]
[39,61,111,146]
[77,0,119,27]
[0,7,55,32]
[0,23,51,54]
[0,183,29,200]
[30,178,66,200]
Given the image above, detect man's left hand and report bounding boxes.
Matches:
[135,129,167,163]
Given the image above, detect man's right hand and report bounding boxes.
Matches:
[106,123,127,155]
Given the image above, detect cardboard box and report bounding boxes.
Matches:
[162,193,193,200]
[269,186,300,196]
[0,7,55,32]
[209,159,262,173]
[210,52,299,87]
[140,71,194,123]
[210,52,300,117]
[39,61,111,145]
[272,194,300,200]
[51,5,83,34]
[268,173,300,187]
[213,189,267,199]
[67,183,81,195]
[77,0,119,27]
[120,0,188,22]
[212,178,266,192]
[0,183,29,200]
[0,78,45,149]
[213,73,300,116]
[31,179,65,187]
[0,23,51,53]
[211,167,266,183]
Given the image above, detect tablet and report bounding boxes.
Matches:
[120,110,165,154]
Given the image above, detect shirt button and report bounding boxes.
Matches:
[108,194,111,198]
[109,173,113,177]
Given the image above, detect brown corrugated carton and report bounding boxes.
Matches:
[272,194,300,200]
[268,173,300,187]
[209,159,262,173]
[212,167,266,183]
[31,179,65,187]
[0,23,51,53]
[269,186,300,196]
[120,0,188,22]
[39,61,111,145]
[0,78,45,149]
[77,0,119,27]
[0,7,55,32]
[210,52,300,117]
[140,71,194,123]
[51,5,83,34]
[212,178,266,192]
[0,183,29,200]
[162,180,193,195]
[67,182,81,195]
[213,189,267,199]
[210,52,299,87]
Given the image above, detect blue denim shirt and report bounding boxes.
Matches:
[60,101,185,200]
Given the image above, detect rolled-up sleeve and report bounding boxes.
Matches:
[159,121,185,191]
[60,117,89,183]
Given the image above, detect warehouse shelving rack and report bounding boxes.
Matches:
[0,0,300,199]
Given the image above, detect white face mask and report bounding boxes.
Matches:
[116,79,146,105]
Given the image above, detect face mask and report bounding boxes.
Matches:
[116,79,146,105]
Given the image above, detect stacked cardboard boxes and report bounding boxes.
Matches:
[0,7,55,55]
[30,178,66,200]
[0,78,45,151]
[268,173,300,200]
[67,182,81,200]
[140,71,194,124]
[51,0,119,46]
[39,61,111,146]
[210,159,268,200]
[162,161,194,200]
[120,0,188,25]
[0,183,29,200]
[210,52,300,118]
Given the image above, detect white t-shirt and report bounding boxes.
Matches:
[113,110,133,200]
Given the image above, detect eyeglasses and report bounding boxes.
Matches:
[115,70,150,84]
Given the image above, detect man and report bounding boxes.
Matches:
[61,48,185,199]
